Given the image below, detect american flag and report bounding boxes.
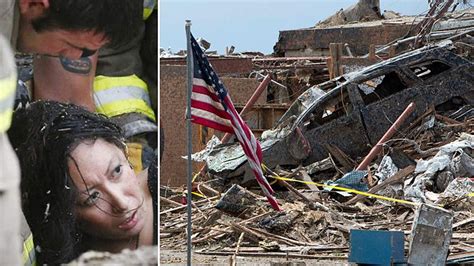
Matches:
[189,34,280,211]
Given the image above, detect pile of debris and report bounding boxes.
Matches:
[161,113,473,263]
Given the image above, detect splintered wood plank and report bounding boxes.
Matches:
[324,143,355,172]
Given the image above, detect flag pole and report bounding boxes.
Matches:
[185,19,193,266]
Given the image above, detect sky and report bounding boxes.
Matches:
[160,0,433,55]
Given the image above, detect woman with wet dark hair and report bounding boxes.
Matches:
[8,101,157,264]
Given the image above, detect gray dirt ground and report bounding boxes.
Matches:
[160,249,349,266]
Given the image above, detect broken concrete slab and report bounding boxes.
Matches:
[259,209,302,233]
[436,177,474,212]
[317,0,382,28]
[215,184,259,216]
[382,10,401,20]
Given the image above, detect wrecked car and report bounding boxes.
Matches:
[202,41,474,184]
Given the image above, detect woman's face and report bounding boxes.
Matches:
[67,138,146,240]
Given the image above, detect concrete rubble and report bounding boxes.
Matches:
[161,127,473,264]
[316,0,382,28]
[69,246,158,266]
[160,2,474,265]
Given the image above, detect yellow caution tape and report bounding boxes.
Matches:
[191,191,207,198]
[272,175,418,206]
[468,192,474,197]
[183,191,207,199]
[261,164,418,206]
[269,179,279,185]
[192,172,200,183]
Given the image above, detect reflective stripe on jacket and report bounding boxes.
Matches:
[0,75,16,132]
[0,36,16,133]
[22,234,36,266]
[93,74,156,122]
[143,0,156,20]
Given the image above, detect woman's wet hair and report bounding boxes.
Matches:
[8,101,126,264]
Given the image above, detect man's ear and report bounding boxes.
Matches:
[18,0,50,19]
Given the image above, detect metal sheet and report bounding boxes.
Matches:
[408,204,453,265]
[349,229,405,264]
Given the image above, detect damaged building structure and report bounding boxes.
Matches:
[161,1,473,264]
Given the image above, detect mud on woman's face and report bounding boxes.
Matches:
[67,139,146,240]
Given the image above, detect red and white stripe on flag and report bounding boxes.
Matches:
[191,78,233,133]
[222,96,281,211]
